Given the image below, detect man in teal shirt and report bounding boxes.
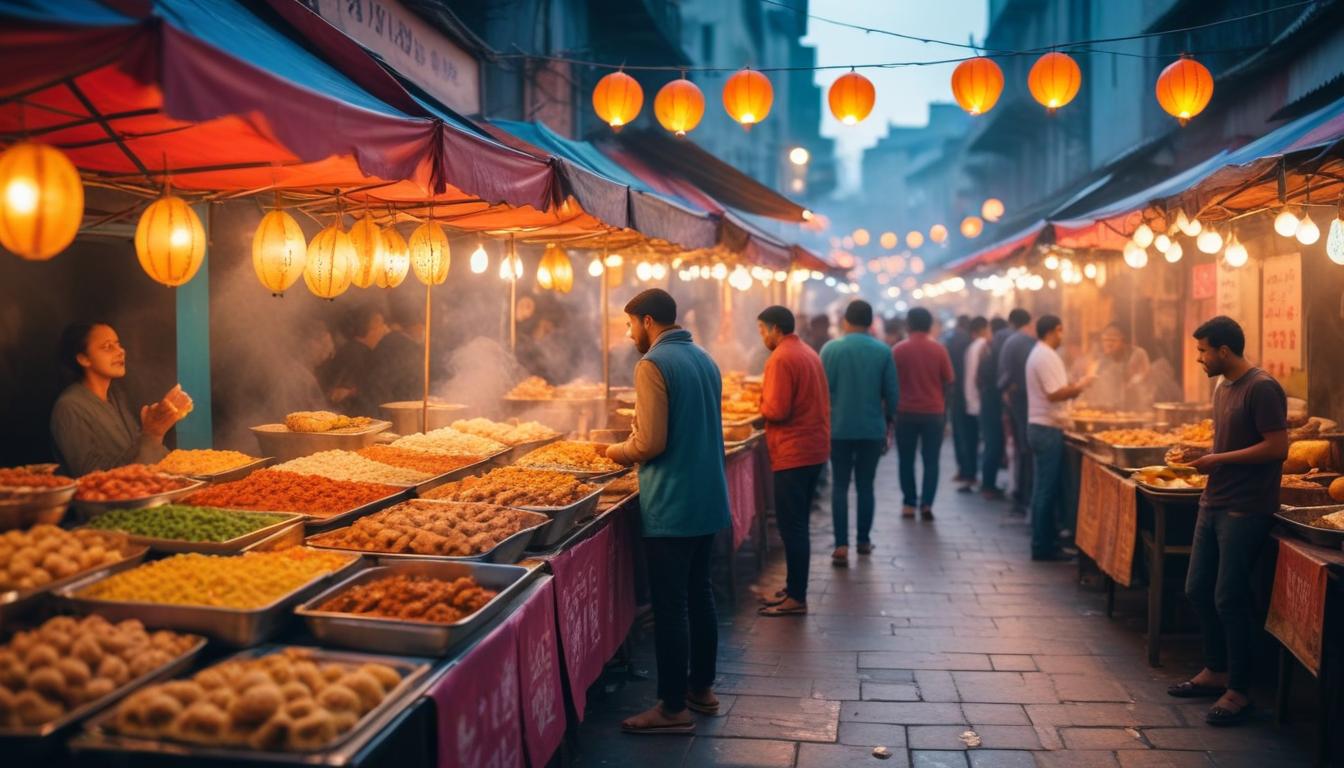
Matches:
[820,300,899,566]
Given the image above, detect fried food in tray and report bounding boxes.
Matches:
[1167,419,1214,446]
[515,441,621,473]
[154,450,259,477]
[1310,509,1344,531]
[75,466,195,502]
[506,376,553,399]
[307,500,545,558]
[84,505,292,543]
[0,524,130,592]
[0,614,200,730]
[1092,428,1174,447]
[449,418,558,446]
[107,647,404,751]
[390,427,507,457]
[316,574,497,624]
[600,472,639,497]
[1132,465,1208,490]
[182,470,402,518]
[273,451,431,487]
[421,467,596,508]
[0,467,75,497]
[355,445,484,475]
[283,411,374,434]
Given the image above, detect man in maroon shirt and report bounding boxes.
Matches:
[891,307,955,520]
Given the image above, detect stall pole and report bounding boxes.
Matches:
[601,242,611,402]
[422,279,431,432]
[509,235,518,354]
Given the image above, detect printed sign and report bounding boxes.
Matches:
[726,450,756,552]
[549,522,613,720]
[432,616,523,768]
[1261,253,1302,380]
[1191,263,1216,300]
[1074,457,1137,586]
[515,580,565,766]
[1266,538,1328,676]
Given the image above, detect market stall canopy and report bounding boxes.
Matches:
[0,0,559,212]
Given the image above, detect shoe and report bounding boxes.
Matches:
[857,543,874,556]
[831,546,849,567]
[920,507,934,521]
[901,505,916,519]
[1032,550,1077,562]
[1167,680,1226,699]
[1206,700,1255,726]
[981,488,1006,501]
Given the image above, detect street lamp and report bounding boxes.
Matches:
[789,147,810,166]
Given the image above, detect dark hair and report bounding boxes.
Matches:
[389,300,422,329]
[956,314,971,329]
[341,305,383,340]
[844,300,873,328]
[883,316,904,334]
[990,317,1008,333]
[58,322,108,382]
[624,289,677,325]
[1193,315,1245,356]
[907,307,934,333]
[969,316,989,334]
[1036,314,1062,339]
[1008,308,1032,328]
[809,315,830,330]
[757,305,795,335]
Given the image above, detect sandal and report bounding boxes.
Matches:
[1167,680,1226,699]
[1206,700,1254,727]
[758,603,807,617]
[621,706,696,735]
[685,692,720,716]
[756,589,787,606]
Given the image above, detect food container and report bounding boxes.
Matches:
[515,441,629,480]
[55,553,363,647]
[520,487,603,549]
[1087,436,1170,470]
[379,400,469,436]
[240,518,308,552]
[0,482,76,531]
[1275,505,1344,548]
[0,635,206,745]
[501,435,563,465]
[306,505,550,565]
[1153,401,1213,429]
[0,544,149,629]
[82,510,306,555]
[70,477,207,522]
[250,420,393,462]
[296,560,536,656]
[412,455,498,495]
[73,646,430,759]
[187,456,272,483]
[299,487,416,533]
[1071,413,1153,434]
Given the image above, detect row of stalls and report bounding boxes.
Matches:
[0,0,806,764]
[933,82,1344,765]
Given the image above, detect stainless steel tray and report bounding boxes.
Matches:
[1086,437,1170,469]
[82,510,306,554]
[0,634,206,743]
[0,481,76,531]
[296,560,535,656]
[1276,505,1344,548]
[520,486,603,548]
[411,454,498,495]
[306,505,550,564]
[55,552,364,646]
[74,646,430,759]
[188,455,272,483]
[0,543,149,629]
[501,434,563,465]
[70,477,208,521]
[251,420,393,462]
[1071,415,1153,434]
[301,487,415,533]
[240,519,308,552]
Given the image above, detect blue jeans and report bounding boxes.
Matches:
[831,439,884,547]
[980,393,1004,490]
[1184,507,1275,693]
[1027,424,1064,557]
[774,464,823,603]
[1009,396,1033,505]
[895,413,945,508]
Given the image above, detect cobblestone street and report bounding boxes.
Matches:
[573,451,1314,768]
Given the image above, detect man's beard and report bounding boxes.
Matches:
[635,329,651,354]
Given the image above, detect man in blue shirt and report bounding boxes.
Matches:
[996,308,1035,512]
[820,300,899,567]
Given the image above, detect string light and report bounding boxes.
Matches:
[1044,254,1060,270]
[470,242,488,274]
[1123,241,1148,269]
[852,228,871,246]
[1131,223,1154,248]
[1223,234,1248,267]
[879,231,898,249]
[905,230,924,249]
[1274,208,1300,237]
[1175,210,1202,236]
[929,224,948,244]
[588,257,604,277]
[1195,228,1222,254]
[1165,240,1184,263]
[1083,262,1098,279]
[604,253,624,268]
[1153,233,1172,253]
[1295,214,1320,245]
[981,199,1004,222]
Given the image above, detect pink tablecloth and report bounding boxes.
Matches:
[726,447,757,551]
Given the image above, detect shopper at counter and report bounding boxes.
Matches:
[606,289,730,735]
[961,316,991,493]
[1024,315,1094,561]
[821,300,898,567]
[756,306,829,616]
[1169,316,1288,727]
[997,308,1036,513]
[891,307,954,520]
[50,322,191,476]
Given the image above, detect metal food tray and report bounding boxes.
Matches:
[379,400,468,437]
[70,477,208,521]
[512,441,627,480]
[251,420,393,463]
[296,560,535,656]
[501,434,563,465]
[1275,505,1344,548]
[55,552,364,647]
[83,510,306,555]
[74,646,430,760]
[1071,415,1152,434]
[1086,436,1170,469]
[411,454,498,495]
[0,481,77,531]
[519,486,603,548]
[0,542,149,628]
[240,519,308,552]
[306,505,551,564]
[1134,481,1206,500]
[300,487,415,533]
[0,635,206,743]
[187,456,272,483]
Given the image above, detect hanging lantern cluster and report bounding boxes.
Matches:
[252,208,307,296]
[828,71,876,126]
[0,142,84,261]
[377,225,410,288]
[654,78,705,136]
[305,222,355,299]
[409,221,450,286]
[536,243,574,293]
[347,213,385,289]
[135,192,206,287]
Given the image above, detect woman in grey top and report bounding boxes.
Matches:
[49,322,192,476]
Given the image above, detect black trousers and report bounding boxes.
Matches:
[895,412,945,508]
[644,534,718,713]
[830,439,883,548]
[1007,397,1033,505]
[774,464,823,603]
[950,402,975,479]
[980,394,1004,490]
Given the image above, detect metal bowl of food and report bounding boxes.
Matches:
[379,400,470,436]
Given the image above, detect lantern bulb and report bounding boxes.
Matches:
[1326,218,1344,265]
[1044,254,1060,270]
[1223,236,1248,268]
[1123,241,1148,269]
[1153,233,1171,253]
[711,263,728,280]
[789,147,810,165]
[1165,241,1184,263]
[1196,229,1222,254]
[1274,209,1300,237]
[1295,216,1320,245]
[470,244,488,274]
[588,257,604,277]
[1132,223,1154,248]
[604,253,623,268]
[652,263,668,280]
[928,224,948,244]
[1083,262,1098,279]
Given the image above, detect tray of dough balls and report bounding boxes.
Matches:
[295,560,537,656]
[0,615,205,741]
[71,465,207,520]
[304,500,550,564]
[72,646,430,759]
[0,525,148,626]
[54,548,362,647]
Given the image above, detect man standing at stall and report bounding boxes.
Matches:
[1168,316,1287,727]
[997,308,1036,513]
[821,300,899,567]
[606,289,730,735]
[756,306,830,615]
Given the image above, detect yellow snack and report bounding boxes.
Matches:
[155,449,258,476]
[1285,440,1331,474]
[77,549,354,609]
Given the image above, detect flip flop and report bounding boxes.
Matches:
[685,695,720,716]
[1167,680,1226,698]
[758,603,807,617]
[1206,700,1254,726]
[756,589,787,605]
[621,719,696,734]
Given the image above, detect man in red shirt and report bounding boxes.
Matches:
[891,307,955,520]
[756,306,830,617]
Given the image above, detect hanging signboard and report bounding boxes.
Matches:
[1261,253,1302,380]
[302,0,481,115]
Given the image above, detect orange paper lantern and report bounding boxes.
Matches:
[1027,52,1081,111]
[347,213,386,289]
[929,224,948,244]
[961,216,984,239]
[251,209,307,296]
[722,69,773,130]
[135,195,206,287]
[304,224,355,299]
[828,71,875,125]
[654,78,705,136]
[0,142,84,261]
[950,57,1003,116]
[1156,56,1213,125]
[592,71,643,131]
[376,226,410,288]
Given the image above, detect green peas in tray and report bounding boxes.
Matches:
[85,505,296,544]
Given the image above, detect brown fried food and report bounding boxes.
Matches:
[318,574,497,624]
[422,467,596,507]
[308,500,544,557]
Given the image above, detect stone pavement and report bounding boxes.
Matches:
[571,449,1314,768]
